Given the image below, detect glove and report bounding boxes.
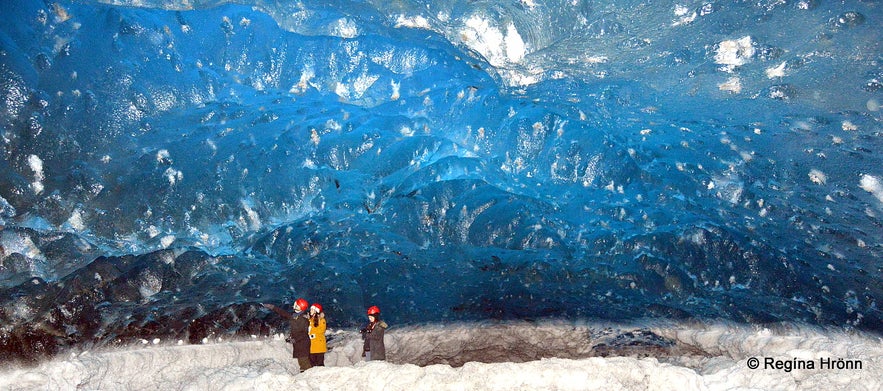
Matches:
[359,328,367,334]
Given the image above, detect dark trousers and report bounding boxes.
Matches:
[309,353,325,367]
[296,356,312,372]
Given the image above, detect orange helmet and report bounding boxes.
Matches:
[367,306,380,315]
[294,298,309,311]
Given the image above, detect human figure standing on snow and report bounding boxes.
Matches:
[360,305,387,361]
[263,298,312,372]
[308,303,327,367]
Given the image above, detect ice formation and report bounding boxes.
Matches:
[0,0,881,388]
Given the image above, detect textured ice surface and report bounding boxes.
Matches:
[1,0,881,369]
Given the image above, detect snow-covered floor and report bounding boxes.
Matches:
[2,321,881,390]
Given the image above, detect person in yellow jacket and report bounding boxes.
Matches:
[308,303,327,366]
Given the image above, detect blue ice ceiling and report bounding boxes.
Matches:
[1,0,881,361]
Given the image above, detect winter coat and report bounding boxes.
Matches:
[362,320,388,360]
[309,314,327,354]
[266,304,311,358]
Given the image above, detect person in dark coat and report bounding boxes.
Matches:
[263,298,312,372]
[360,305,387,361]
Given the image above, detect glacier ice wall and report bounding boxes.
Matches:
[1,0,881,361]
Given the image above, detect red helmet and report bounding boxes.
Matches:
[310,303,323,313]
[294,298,309,311]
[367,306,380,315]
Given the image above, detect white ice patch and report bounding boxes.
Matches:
[859,174,883,203]
[370,48,430,75]
[519,0,538,8]
[400,126,415,137]
[160,235,175,248]
[710,172,744,205]
[164,168,183,186]
[808,169,827,185]
[390,80,400,100]
[27,154,45,194]
[67,209,85,231]
[333,18,358,38]
[291,65,315,94]
[241,199,262,231]
[504,23,526,64]
[672,4,697,26]
[394,15,431,29]
[156,149,171,164]
[674,5,690,16]
[718,77,742,93]
[499,68,543,87]
[0,230,44,260]
[715,36,754,72]
[766,61,787,78]
[459,15,526,68]
[334,73,380,101]
[0,195,15,221]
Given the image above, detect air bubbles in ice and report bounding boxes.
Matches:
[768,84,796,100]
[333,18,359,38]
[587,16,623,37]
[221,16,234,35]
[754,44,783,62]
[672,5,697,26]
[794,0,819,11]
[863,71,882,92]
[34,53,52,71]
[667,49,692,65]
[0,196,15,222]
[138,270,162,299]
[833,12,865,29]
[156,149,172,164]
[164,168,183,185]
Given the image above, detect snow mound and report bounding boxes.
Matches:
[1,321,880,390]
